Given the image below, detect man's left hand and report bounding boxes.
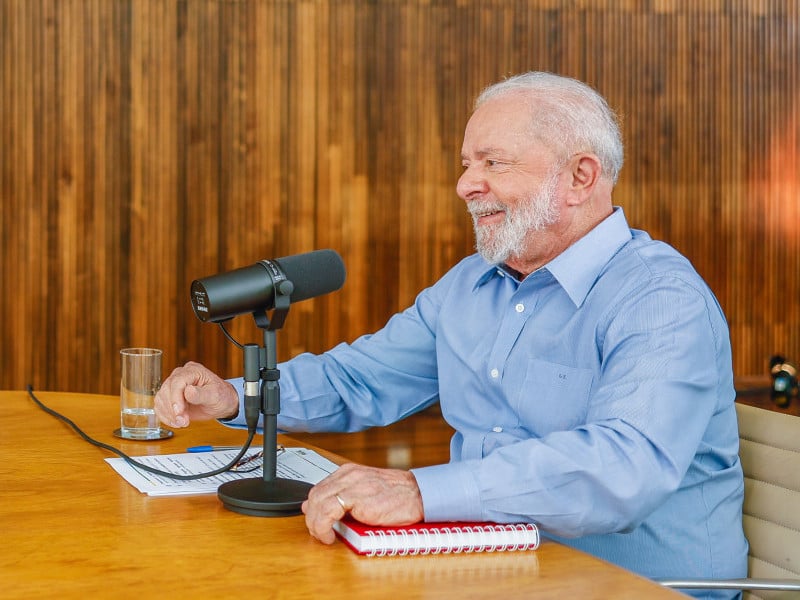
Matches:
[302,463,424,544]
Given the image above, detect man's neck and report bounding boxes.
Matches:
[506,201,614,277]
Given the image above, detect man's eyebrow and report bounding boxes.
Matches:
[461,147,506,161]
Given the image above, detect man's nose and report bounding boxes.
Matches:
[456,167,488,200]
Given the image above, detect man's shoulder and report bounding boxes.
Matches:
[597,232,726,322]
[617,230,703,282]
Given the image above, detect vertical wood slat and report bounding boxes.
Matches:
[1,0,798,395]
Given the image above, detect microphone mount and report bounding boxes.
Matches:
[216,275,313,517]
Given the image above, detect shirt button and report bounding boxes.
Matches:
[515,303,525,313]
[492,426,503,433]
[490,368,499,379]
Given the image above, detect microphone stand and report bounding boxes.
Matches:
[217,283,313,517]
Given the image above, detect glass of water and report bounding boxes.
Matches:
[117,347,167,440]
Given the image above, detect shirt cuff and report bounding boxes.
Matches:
[410,461,482,523]
[217,377,247,429]
[217,415,247,429]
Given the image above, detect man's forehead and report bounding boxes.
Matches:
[464,96,536,138]
[461,114,538,156]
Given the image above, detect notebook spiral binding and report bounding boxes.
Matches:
[362,523,539,557]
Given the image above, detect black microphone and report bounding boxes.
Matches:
[770,355,799,408]
[190,249,346,323]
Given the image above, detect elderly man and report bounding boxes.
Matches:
[155,72,747,598]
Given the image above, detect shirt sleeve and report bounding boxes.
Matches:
[221,283,446,433]
[415,276,736,536]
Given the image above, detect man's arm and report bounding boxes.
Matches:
[413,278,736,536]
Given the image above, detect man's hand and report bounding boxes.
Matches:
[154,361,239,428]
[302,463,424,544]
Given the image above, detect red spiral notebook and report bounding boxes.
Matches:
[333,515,540,557]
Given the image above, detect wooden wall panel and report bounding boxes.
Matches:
[1,0,798,396]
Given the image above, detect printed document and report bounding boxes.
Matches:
[106,447,338,496]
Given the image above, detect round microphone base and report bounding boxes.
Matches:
[218,477,313,517]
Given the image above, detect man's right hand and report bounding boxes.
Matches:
[154,361,239,428]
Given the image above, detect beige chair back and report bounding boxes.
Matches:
[736,402,800,600]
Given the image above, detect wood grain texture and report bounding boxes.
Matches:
[1,0,798,396]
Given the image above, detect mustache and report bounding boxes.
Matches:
[467,200,507,220]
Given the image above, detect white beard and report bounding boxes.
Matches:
[468,173,560,265]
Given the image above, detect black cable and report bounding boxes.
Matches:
[26,384,255,480]
[219,321,244,349]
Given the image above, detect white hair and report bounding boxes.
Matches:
[475,72,624,184]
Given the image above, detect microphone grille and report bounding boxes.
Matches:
[273,249,346,303]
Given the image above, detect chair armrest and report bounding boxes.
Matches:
[657,577,800,591]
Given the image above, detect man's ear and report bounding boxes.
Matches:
[565,153,603,206]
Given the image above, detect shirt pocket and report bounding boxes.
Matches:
[514,358,594,436]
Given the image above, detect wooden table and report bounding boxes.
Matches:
[0,390,683,599]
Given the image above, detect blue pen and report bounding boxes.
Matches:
[186,445,241,453]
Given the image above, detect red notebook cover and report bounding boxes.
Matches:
[333,515,539,557]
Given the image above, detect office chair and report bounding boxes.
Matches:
[658,403,800,599]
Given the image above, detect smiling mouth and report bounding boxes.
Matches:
[471,207,506,223]
[467,199,507,224]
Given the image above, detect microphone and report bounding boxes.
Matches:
[192,249,346,517]
[770,355,798,408]
[190,249,346,322]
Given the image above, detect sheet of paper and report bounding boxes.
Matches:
[106,447,338,496]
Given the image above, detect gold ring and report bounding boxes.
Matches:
[334,494,348,511]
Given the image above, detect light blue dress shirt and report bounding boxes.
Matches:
[225,208,747,597]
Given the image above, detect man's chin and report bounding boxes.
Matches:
[475,244,510,266]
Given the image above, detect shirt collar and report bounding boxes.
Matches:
[545,207,632,307]
[473,207,632,307]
